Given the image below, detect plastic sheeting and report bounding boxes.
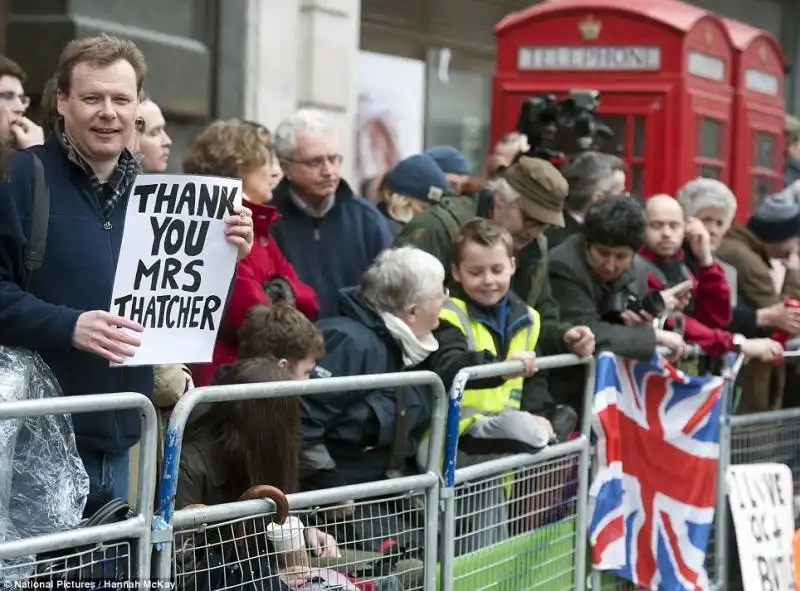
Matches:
[0,346,89,578]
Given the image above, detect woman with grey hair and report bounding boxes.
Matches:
[676,178,738,253]
[675,178,785,368]
[298,246,447,556]
[302,246,448,494]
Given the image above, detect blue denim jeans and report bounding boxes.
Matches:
[79,448,130,518]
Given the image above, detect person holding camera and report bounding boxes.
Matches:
[548,196,689,410]
[639,194,782,364]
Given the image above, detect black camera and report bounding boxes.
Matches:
[515,90,616,164]
[601,290,666,325]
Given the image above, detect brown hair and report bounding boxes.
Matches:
[452,217,515,266]
[239,304,325,364]
[56,34,147,95]
[0,56,26,84]
[39,74,59,136]
[241,120,274,153]
[191,357,300,495]
[183,119,272,178]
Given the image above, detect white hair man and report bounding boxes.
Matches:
[271,109,394,318]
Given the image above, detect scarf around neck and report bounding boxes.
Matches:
[379,312,439,368]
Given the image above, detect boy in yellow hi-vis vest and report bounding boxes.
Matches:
[416,218,557,468]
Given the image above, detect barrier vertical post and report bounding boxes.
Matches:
[574,357,596,591]
[440,369,470,591]
[714,379,732,591]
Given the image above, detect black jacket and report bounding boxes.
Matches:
[549,234,657,360]
[546,212,582,251]
[548,234,657,415]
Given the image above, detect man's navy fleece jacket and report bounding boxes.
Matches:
[0,136,152,455]
[270,179,394,318]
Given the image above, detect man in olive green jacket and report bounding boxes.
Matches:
[395,156,594,358]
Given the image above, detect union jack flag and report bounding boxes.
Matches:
[589,352,725,591]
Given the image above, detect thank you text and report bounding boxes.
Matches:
[109,174,241,366]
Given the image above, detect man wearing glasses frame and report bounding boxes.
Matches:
[0,55,44,149]
[271,109,395,318]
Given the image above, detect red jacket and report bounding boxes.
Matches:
[639,247,734,357]
[191,201,319,386]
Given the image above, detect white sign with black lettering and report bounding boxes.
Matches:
[109,174,242,366]
[726,464,796,591]
[517,46,661,71]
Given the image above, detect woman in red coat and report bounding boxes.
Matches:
[184,120,319,386]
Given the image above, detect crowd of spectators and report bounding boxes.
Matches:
[1,33,800,586]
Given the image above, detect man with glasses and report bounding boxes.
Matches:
[0,56,44,148]
[271,109,394,318]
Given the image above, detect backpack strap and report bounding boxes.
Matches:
[23,153,50,292]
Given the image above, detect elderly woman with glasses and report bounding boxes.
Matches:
[676,179,791,410]
[677,179,799,341]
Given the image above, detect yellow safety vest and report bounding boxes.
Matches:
[439,297,541,436]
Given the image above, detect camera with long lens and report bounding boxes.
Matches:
[515,90,617,165]
[601,290,666,325]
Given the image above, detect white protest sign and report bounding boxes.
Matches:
[726,464,796,591]
[109,174,242,366]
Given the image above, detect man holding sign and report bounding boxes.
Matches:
[0,36,253,512]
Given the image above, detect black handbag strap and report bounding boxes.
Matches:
[23,153,50,292]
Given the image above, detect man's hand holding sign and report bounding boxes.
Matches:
[72,174,254,365]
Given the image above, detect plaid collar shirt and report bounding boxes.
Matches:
[57,120,140,225]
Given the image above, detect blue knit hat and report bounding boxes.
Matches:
[747,193,800,243]
[383,154,448,204]
[424,146,472,175]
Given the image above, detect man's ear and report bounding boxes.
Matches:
[277,358,288,369]
[56,89,67,117]
[509,256,517,275]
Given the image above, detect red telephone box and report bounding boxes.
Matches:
[723,18,785,221]
[492,0,735,198]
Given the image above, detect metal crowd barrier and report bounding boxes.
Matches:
[9,349,793,589]
[153,371,448,590]
[708,349,800,591]
[0,392,158,582]
[439,354,596,591]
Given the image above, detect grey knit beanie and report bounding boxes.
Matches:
[747,194,800,243]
